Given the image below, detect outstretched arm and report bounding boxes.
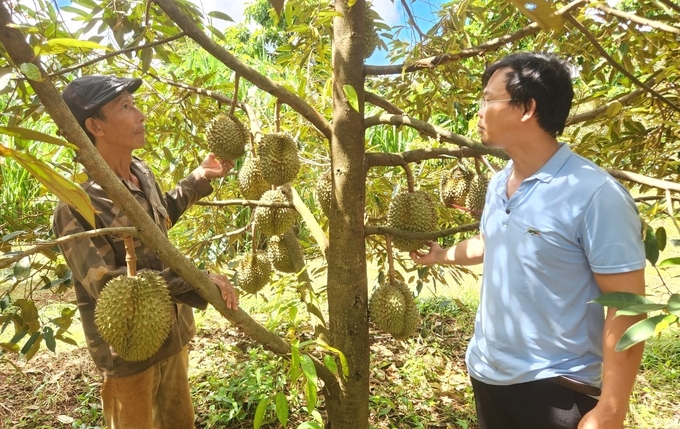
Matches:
[410,234,485,266]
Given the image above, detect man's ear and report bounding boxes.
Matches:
[85,117,104,136]
[521,99,537,122]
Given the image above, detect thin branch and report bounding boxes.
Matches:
[365,222,480,239]
[658,0,680,14]
[565,13,680,114]
[0,227,137,270]
[590,3,680,35]
[364,0,586,75]
[566,88,647,125]
[665,189,680,235]
[195,199,294,208]
[50,32,186,77]
[400,0,426,40]
[608,169,680,191]
[364,113,508,159]
[291,186,329,258]
[365,91,404,115]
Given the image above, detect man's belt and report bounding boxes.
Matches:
[549,375,602,397]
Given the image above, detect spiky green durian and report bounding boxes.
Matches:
[369,279,420,340]
[258,133,301,186]
[236,251,272,294]
[440,168,474,207]
[386,190,438,252]
[364,5,380,59]
[206,113,248,161]
[466,174,490,217]
[253,188,298,237]
[316,170,332,216]
[95,271,173,362]
[238,156,270,200]
[267,235,297,273]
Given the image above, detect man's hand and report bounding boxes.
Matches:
[207,273,239,310]
[198,153,235,180]
[578,404,626,429]
[410,241,445,266]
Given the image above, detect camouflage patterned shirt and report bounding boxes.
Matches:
[53,156,212,378]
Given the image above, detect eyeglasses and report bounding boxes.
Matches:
[478,98,513,110]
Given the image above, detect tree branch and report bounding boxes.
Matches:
[565,13,680,114]
[0,227,137,270]
[658,0,680,14]
[400,0,426,40]
[364,0,585,76]
[151,0,333,140]
[365,91,404,115]
[196,199,295,208]
[590,3,680,35]
[366,147,477,168]
[566,88,647,125]
[365,222,480,239]
[364,113,508,159]
[608,169,680,192]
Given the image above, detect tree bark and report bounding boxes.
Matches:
[324,1,370,427]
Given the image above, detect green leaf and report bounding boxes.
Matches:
[614,303,667,317]
[19,63,44,82]
[658,257,680,268]
[42,326,56,352]
[656,227,667,252]
[667,294,680,317]
[20,331,41,358]
[616,314,677,351]
[296,423,323,429]
[0,342,21,353]
[253,396,269,429]
[343,84,359,112]
[605,101,623,118]
[0,145,95,227]
[275,391,289,426]
[316,339,349,377]
[348,0,358,7]
[300,354,318,413]
[592,292,652,309]
[644,225,659,265]
[0,126,76,149]
[207,11,233,22]
[289,343,302,382]
[509,0,563,30]
[35,38,107,55]
[323,355,338,375]
[269,0,285,17]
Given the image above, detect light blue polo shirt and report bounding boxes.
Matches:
[466,143,646,387]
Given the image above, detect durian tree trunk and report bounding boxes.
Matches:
[323,1,370,427]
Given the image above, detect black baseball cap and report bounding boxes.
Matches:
[62,75,143,128]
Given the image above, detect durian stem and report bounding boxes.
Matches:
[385,235,395,285]
[251,218,258,258]
[402,163,415,193]
[474,157,482,175]
[479,155,497,174]
[123,235,137,277]
[229,74,240,115]
[275,101,281,133]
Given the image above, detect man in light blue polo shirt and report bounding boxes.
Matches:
[411,53,646,429]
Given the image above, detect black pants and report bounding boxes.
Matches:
[470,377,599,429]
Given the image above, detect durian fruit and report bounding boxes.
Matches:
[466,174,490,216]
[369,279,420,340]
[238,156,270,200]
[253,188,298,237]
[236,251,272,294]
[316,170,332,216]
[258,133,301,186]
[386,190,438,252]
[267,235,297,273]
[440,167,474,207]
[364,5,380,59]
[95,271,173,361]
[206,113,248,161]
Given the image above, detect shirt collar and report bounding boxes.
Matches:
[503,142,572,184]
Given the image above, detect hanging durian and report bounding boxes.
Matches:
[369,279,420,340]
[235,251,272,294]
[466,174,490,217]
[238,156,270,200]
[440,167,474,207]
[316,169,332,216]
[364,4,380,59]
[206,113,248,161]
[95,238,173,362]
[386,190,438,252]
[267,235,297,273]
[258,133,301,186]
[253,188,298,237]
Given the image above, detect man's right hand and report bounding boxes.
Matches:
[410,241,445,266]
[207,273,239,310]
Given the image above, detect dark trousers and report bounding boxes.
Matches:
[470,377,599,429]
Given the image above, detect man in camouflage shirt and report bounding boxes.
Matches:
[53,75,239,429]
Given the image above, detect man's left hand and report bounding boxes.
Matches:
[207,273,239,310]
[199,153,235,180]
[578,405,626,429]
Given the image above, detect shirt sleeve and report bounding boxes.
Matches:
[162,169,213,226]
[579,180,646,274]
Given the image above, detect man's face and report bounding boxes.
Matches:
[477,68,522,149]
[91,91,146,150]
